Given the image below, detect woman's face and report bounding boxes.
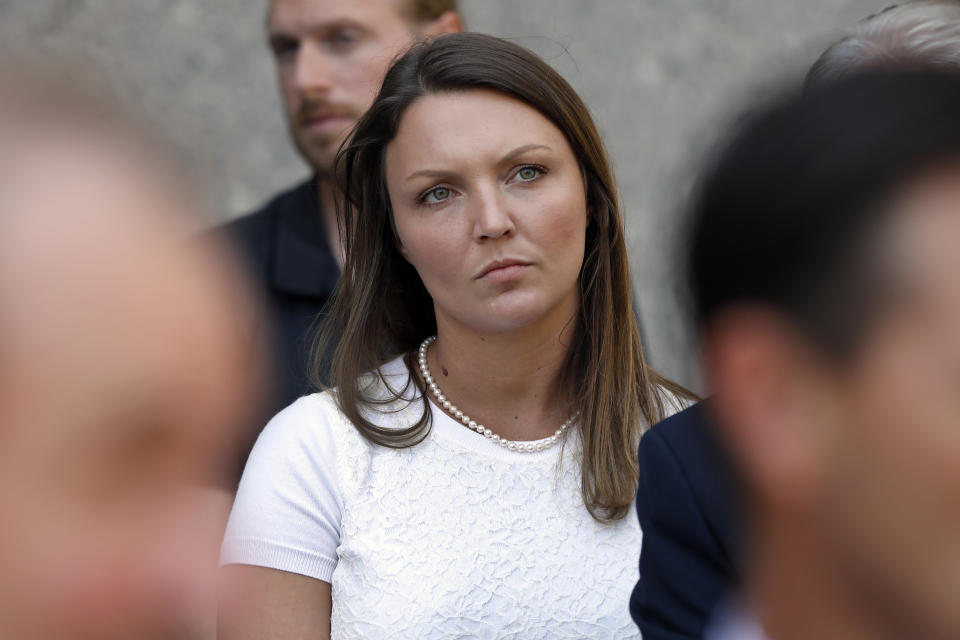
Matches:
[385,89,588,336]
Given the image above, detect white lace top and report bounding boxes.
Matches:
[223,356,674,639]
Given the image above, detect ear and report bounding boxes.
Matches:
[418,11,463,38]
[702,307,838,511]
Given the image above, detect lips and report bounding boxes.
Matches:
[301,112,353,130]
[297,104,356,129]
[475,258,532,280]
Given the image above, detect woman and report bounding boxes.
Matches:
[220,32,693,639]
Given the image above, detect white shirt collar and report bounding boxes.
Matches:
[705,600,769,640]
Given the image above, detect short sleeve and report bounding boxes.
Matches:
[220,394,343,583]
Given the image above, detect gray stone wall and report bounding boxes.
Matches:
[1,0,883,386]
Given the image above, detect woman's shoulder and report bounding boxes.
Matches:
[265,390,344,435]
[257,356,422,457]
[263,356,415,437]
[247,392,350,470]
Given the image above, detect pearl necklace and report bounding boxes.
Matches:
[417,335,576,453]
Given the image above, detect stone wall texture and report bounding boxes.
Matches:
[1,0,883,386]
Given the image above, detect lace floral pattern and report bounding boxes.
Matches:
[318,380,643,639]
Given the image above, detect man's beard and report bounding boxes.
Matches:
[291,97,361,174]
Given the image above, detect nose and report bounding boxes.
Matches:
[472,189,516,241]
[293,41,333,95]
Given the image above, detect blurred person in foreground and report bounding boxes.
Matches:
[631,2,960,637]
[217,0,462,433]
[690,69,960,640]
[0,62,263,640]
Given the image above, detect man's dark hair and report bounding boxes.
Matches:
[687,70,960,357]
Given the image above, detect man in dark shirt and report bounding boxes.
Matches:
[219,0,462,435]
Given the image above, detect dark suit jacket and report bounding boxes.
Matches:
[629,402,741,639]
[217,177,340,475]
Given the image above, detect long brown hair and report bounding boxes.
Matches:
[319,32,694,522]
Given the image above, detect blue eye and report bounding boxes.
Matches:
[326,29,359,52]
[421,186,452,205]
[516,165,544,182]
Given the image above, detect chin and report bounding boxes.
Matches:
[470,303,566,334]
[293,138,337,175]
[437,287,579,335]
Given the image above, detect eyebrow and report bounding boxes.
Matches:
[268,18,372,40]
[403,144,554,182]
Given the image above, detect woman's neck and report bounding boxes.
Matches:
[427,310,577,442]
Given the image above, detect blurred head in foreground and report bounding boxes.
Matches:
[689,70,960,640]
[0,62,262,639]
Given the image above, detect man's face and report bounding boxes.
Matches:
[268,0,422,174]
[816,165,960,639]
